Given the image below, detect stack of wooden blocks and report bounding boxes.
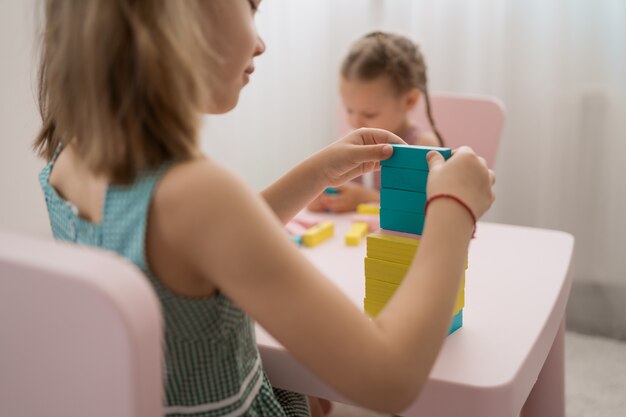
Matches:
[364,145,466,335]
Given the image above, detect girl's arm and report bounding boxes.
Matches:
[158,147,494,413]
[260,128,404,224]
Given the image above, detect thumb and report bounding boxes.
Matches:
[355,143,394,163]
[426,150,445,171]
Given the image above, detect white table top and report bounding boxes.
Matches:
[256,212,574,416]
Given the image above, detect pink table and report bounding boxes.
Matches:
[256,213,574,417]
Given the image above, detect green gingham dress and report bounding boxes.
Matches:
[39,156,310,417]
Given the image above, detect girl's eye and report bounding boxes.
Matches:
[363,113,379,119]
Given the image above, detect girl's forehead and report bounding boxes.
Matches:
[341,76,398,100]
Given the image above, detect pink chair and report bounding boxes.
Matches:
[0,232,163,417]
[412,92,505,168]
[338,92,506,168]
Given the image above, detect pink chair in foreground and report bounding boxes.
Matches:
[0,232,163,417]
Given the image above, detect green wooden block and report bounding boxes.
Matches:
[381,188,427,213]
[381,166,429,193]
[380,208,425,235]
[381,144,451,171]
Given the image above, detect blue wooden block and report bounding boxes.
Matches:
[324,187,339,195]
[380,188,427,213]
[381,166,429,193]
[448,309,463,335]
[381,144,452,171]
[380,208,425,235]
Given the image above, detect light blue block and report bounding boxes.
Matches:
[324,187,339,195]
[289,235,303,245]
[380,208,425,235]
[381,188,427,213]
[381,144,452,171]
[448,309,463,335]
[381,166,429,193]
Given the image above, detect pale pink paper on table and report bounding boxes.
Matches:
[351,214,380,232]
[285,220,308,236]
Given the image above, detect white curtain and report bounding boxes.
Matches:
[201,0,626,337]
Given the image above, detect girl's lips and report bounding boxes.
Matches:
[244,65,255,75]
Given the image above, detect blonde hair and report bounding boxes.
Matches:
[341,31,444,147]
[34,0,216,183]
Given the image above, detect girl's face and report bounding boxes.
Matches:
[340,76,419,134]
[204,0,266,114]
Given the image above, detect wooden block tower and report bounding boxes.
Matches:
[364,145,466,334]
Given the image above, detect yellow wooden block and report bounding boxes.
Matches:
[368,231,420,248]
[364,297,385,317]
[365,289,464,319]
[455,277,465,313]
[302,221,334,247]
[365,277,399,300]
[364,257,409,285]
[365,276,464,311]
[365,299,463,318]
[357,203,380,215]
[345,222,369,246]
[367,233,469,269]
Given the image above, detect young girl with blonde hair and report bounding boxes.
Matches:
[35,1,495,415]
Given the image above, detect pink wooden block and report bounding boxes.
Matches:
[293,213,323,229]
[285,220,308,236]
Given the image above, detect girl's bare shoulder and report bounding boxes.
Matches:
[150,157,257,246]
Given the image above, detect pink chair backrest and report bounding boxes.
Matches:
[0,232,163,417]
[413,93,505,168]
[337,92,506,168]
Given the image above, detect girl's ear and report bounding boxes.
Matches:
[404,88,421,111]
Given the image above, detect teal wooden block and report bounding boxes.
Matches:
[380,188,427,213]
[289,235,303,245]
[381,144,451,171]
[381,166,429,193]
[324,187,339,195]
[448,309,463,335]
[380,208,425,235]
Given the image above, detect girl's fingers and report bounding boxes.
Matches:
[350,143,393,164]
[354,128,406,146]
[426,150,445,171]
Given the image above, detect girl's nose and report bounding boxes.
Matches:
[254,36,266,57]
[351,116,366,129]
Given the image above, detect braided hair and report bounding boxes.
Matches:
[341,32,444,147]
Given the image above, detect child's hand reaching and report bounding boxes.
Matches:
[314,183,379,213]
[313,128,406,187]
[426,146,496,219]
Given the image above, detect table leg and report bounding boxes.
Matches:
[520,319,565,417]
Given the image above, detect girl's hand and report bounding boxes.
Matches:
[320,183,378,213]
[426,146,496,219]
[315,128,405,187]
[306,193,327,212]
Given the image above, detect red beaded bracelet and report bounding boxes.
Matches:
[424,193,477,238]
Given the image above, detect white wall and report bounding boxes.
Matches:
[0,0,49,237]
